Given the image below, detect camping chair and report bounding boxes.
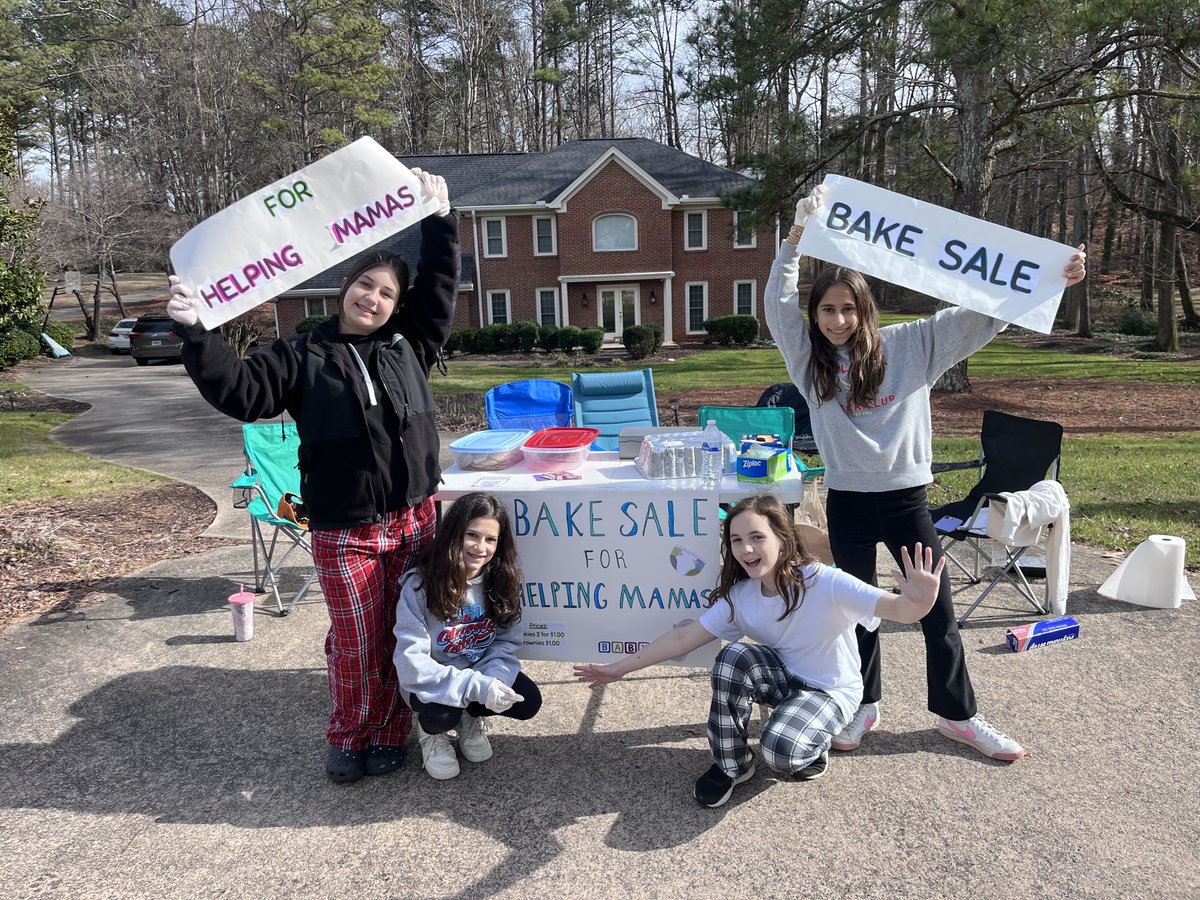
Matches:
[484,379,573,431]
[756,383,825,480]
[698,405,794,450]
[571,368,658,451]
[231,422,319,616]
[929,410,1064,623]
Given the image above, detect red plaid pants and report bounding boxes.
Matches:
[312,499,437,749]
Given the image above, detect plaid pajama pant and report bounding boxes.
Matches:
[312,499,437,749]
[708,642,850,777]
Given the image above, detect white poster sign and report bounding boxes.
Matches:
[63,270,82,293]
[504,489,723,667]
[169,137,440,330]
[798,175,1076,334]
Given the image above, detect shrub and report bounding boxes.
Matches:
[579,327,605,354]
[42,320,76,351]
[538,323,559,352]
[1116,306,1156,337]
[0,329,41,368]
[457,327,479,353]
[621,324,656,360]
[497,323,522,352]
[296,315,329,334]
[556,325,582,352]
[516,320,540,353]
[443,331,463,355]
[647,322,664,354]
[703,314,760,345]
[476,325,500,353]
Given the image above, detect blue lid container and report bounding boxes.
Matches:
[448,429,534,470]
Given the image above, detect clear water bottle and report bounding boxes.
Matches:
[700,419,723,489]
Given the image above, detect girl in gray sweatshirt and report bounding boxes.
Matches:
[764,184,1087,762]
[393,492,542,780]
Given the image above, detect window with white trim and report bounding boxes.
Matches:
[733,210,756,248]
[593,214,637,251]
[685,211,707,250]
[304,297,328,318]
[533,216,557,256]
[488,290,511,324]
[483,218,507,257]
[686,282,708,333]
[734,280,755,317]
[537,288,558,326]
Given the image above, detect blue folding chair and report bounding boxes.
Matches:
[231,422,319,616]
[571,368,658,451]
[484,379,573,431]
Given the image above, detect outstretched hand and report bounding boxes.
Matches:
[888,543,945,623]
[410,166,451,217]
[794,184,826,228]
[1064,243,1087,287]
[573,662,624,689]
[166,275,199,327]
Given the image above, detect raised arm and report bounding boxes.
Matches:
[763,186,825,383]
[573,619,717,688]
[395,168,459,373]
[874,543,946,624]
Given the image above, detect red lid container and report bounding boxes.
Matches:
[523,427,599,450]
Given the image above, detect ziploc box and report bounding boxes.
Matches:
[736,434,792,484]
[1005,615,1080,652]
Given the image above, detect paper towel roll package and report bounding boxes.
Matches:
[1097,535,1194,609]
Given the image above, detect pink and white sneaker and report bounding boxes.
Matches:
[936,713,1025,760]
[831,702,879,751]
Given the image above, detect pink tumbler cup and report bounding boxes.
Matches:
[228,584,255,641]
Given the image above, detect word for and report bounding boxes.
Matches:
[522,581,711,610]
[261,180,313,218]
[597,641,650,655]
[198,243,304,307]
[511,498,713,539]
[328,184,418,245]
[826,201,1044,295]
[583,548,627,569]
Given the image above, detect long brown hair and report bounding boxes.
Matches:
[805,266,885,410]
[709,494,816,622]
[416,492,523,627]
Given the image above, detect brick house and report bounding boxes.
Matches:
[273,138,779,346]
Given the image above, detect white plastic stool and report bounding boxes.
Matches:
[1097,535,1195,609]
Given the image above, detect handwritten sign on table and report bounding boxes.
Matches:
[499,488,722,667]
[169,137,440,330]
[798,175,1077,333]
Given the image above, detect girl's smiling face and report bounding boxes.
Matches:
[462,516,501,580]
[727,510,784,594]
[815,282,860,346]
[340,265,401,335]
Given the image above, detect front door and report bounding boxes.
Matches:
[599,285,638,342]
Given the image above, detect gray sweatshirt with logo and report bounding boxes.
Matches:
[393,571,522,707]
[763,241,1004,493]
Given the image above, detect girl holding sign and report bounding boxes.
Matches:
[393,492,543,780]
[763,184,1087,761]
[167,169,458,784]
[576,494,944,808]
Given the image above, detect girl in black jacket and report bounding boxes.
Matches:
[167,169,459,784]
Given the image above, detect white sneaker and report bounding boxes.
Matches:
[417,723,460,779]
[456,713,493,763]
[936,713,1025,761]
[831,702,879,751]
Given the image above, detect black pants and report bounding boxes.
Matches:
[826,485,976,720]
[408,670,543,734]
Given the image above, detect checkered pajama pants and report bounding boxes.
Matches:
[708,642,849,777]
[312,500,436,750]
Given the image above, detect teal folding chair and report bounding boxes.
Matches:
[698,404,824,481]
[571,368,658,451]
[231,422,318,616]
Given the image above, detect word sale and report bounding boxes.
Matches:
[198,243,304,307]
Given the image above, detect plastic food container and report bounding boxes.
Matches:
[522,427,600,473]
[448,429,533,470]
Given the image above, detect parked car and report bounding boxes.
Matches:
[129,316,183,365]
[107,318,137,354]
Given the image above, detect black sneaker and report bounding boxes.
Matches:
[694,763,755,808]
[364,743,407,777]
[326,746,366,784]
[793,750,828,781]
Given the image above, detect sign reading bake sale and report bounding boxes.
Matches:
[798,175,1076,334]
[170,137,440,330]
[506,488,722,667]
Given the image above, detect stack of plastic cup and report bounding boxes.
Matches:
[228,584,256,641]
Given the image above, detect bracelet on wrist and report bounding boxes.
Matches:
[786,224,805,244]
